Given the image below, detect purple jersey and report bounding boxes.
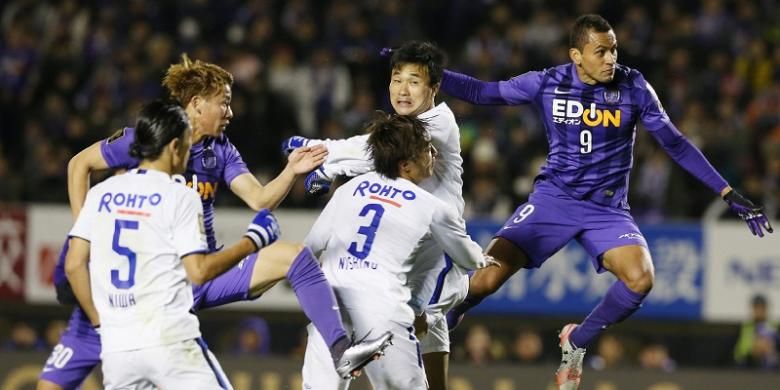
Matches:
[442,63,728,209]
[53,239,68,286]
[100,127,249,251]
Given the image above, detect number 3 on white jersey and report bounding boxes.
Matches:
[512,204,535,223]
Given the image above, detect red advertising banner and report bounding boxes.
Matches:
[0,207,26,301]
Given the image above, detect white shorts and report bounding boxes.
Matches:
[101,338,231,390]
[302,321,427,390]
[419,266,468,354]
[419,309,449,354]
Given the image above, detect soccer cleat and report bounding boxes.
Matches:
[555,323,587,390]
[335,331,394,379]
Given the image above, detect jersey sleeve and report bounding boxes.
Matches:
[441,69,541,106]
[418,104,456,152]
[497,71,544,105]
[429,201,486,270]
[172,188,208,257]
[101,127,140,169]
[69,189,98,241]
[308,134,374,179]
[304,187,342,256]
[632,71,673,132]
[220,137,250,186]
[634,72,729,194]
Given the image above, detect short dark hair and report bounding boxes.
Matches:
[390,41,446,86]
[569,14,613,50]
[130,100,190,160]
[366,111,430,179]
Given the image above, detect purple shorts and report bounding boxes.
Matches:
[192,252,258,310]
[495,179,647,273]
[40,253,259,387]
[39,308,101,388]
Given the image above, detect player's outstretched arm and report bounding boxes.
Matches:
[282,134,374,196]
[182,209,281,284]
[430,204,489,270]
[64,237,100,327]
[67,141,110,220]
[440,70,508,105]
[230,145,328,210]
[722,188,774,237]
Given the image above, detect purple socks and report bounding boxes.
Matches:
[286,247,348,358]
[569,280,646,348]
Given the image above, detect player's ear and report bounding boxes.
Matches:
[189,95,202,115]
[569,48,582,65]
[168,136,182,156]
[399,159,411,175]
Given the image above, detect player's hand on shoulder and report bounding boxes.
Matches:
[723,189,774,237]
[304,167,332,196]
[245,208,281,250]
[287,144,328,175]
[281,135,310,156]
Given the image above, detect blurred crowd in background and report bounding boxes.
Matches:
[2,292,778,369]
[1,0,779,220]
[1,0,779,372]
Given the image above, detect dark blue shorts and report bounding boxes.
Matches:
[495,180,647,273]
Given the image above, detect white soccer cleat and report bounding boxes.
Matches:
[335,331,394,379]
[555,323,587,390]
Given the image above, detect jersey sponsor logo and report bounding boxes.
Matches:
[618,232,643,240]
[554,86,572,94]
[353,180,416,203]
[99,192,161,213]
[552,99,621,127]
[187,180,219,200]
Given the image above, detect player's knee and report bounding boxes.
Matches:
[622,268,654,294]
[280,241,307,266]
[258,241,305,269]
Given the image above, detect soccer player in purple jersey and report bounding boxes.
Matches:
[440,14,773,389]
[38,56,391,390]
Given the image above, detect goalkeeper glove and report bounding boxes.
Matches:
[723,189,774,237]
[244,209,281,250]
[304,167,332,196]
[280,136,310,156]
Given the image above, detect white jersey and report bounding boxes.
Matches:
[304,171,485,326]
[70,168,207,353]
[312,102,468,314]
